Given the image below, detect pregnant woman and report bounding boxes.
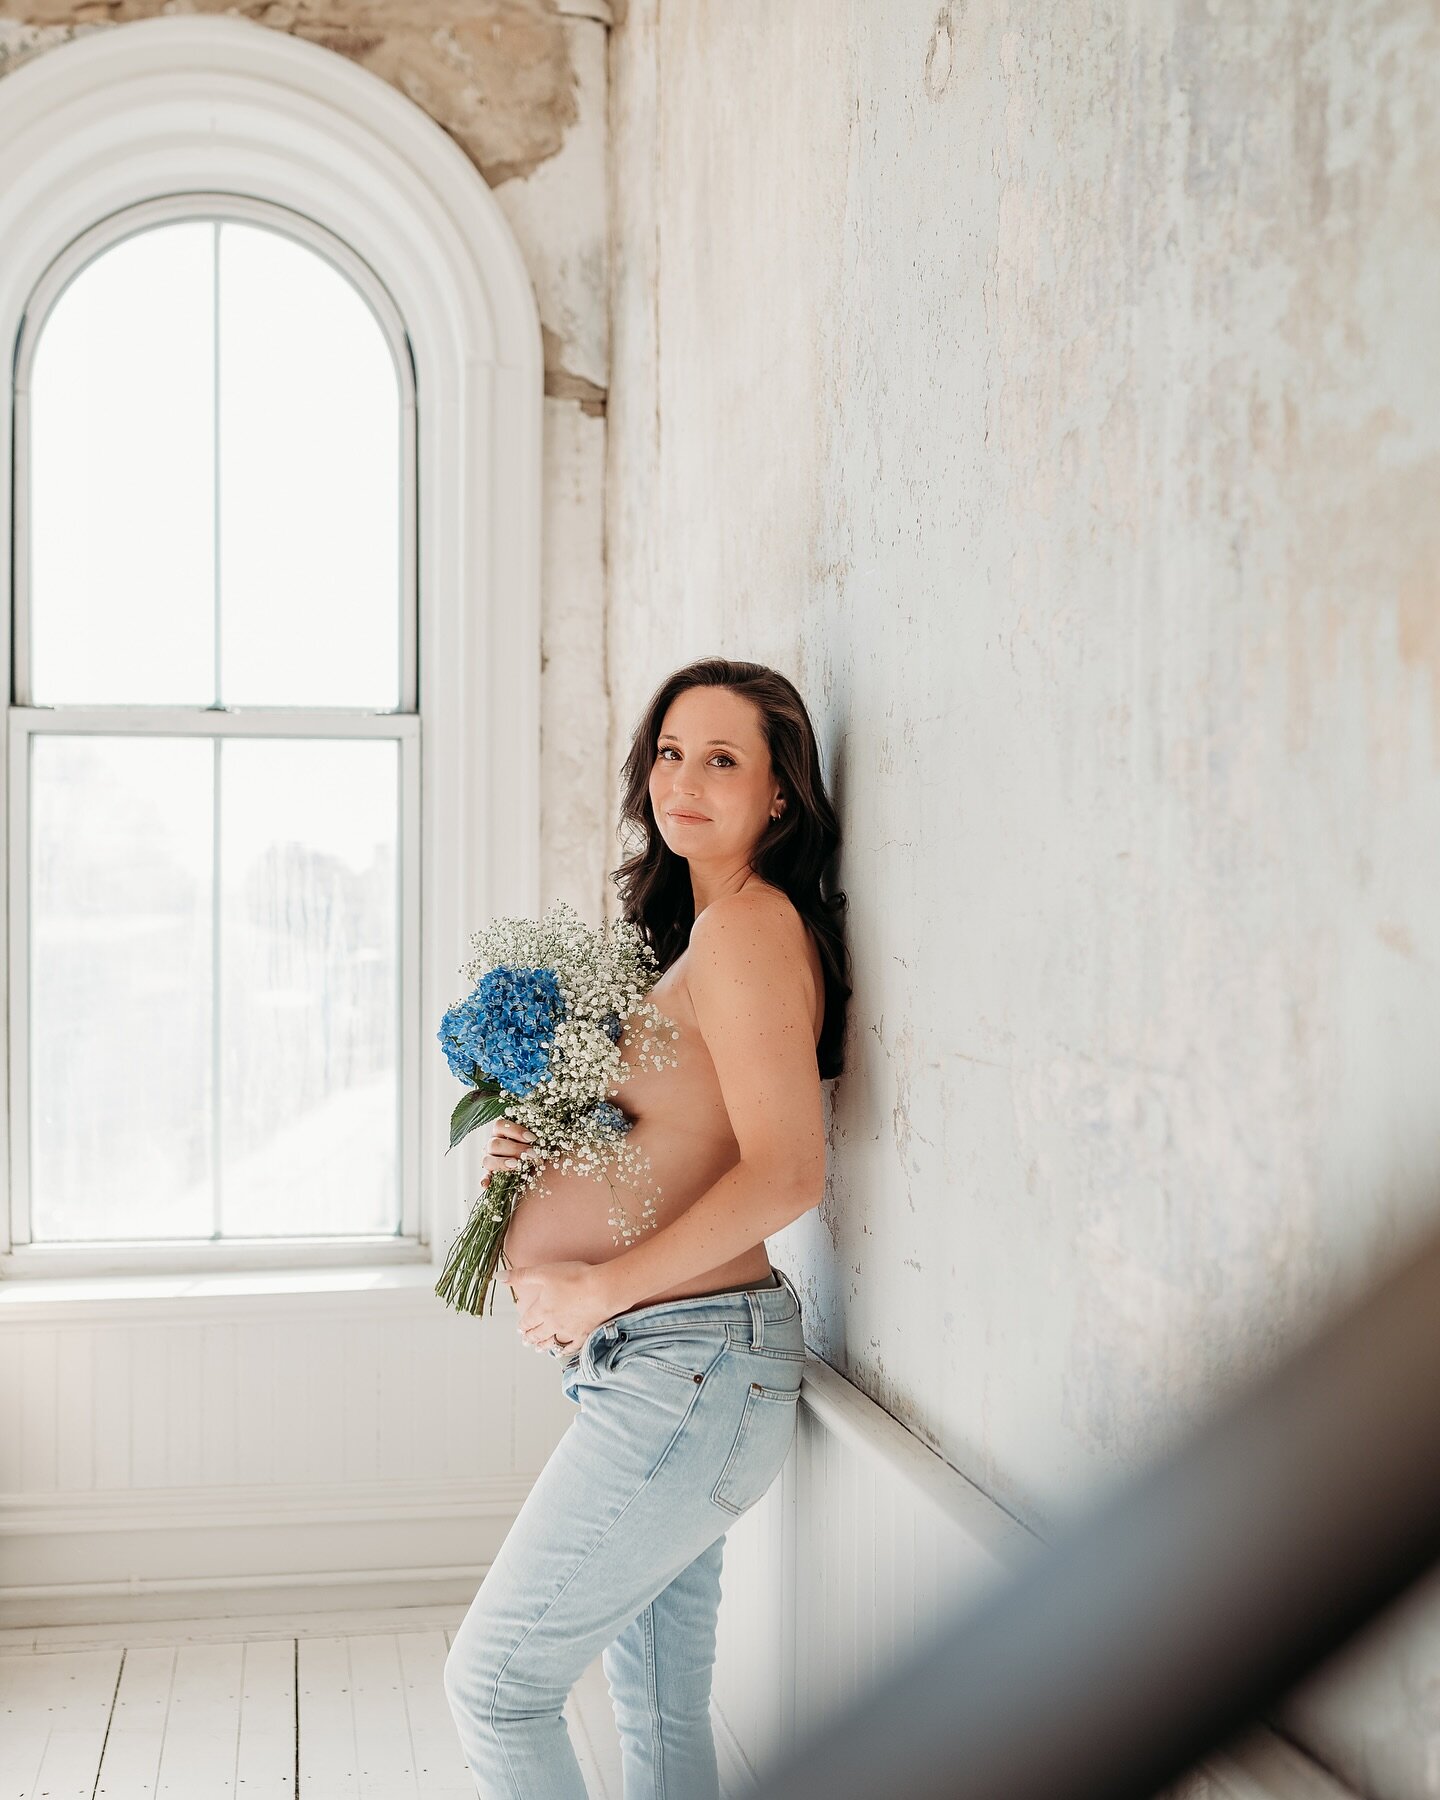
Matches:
[444,656,851,1799]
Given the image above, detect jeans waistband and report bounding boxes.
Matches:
[594,1264,801,1348]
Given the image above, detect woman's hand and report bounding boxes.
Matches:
[481,1113,538,1187]
[506,1260,614,1355]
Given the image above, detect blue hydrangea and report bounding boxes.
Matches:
[590,1100,632,1134]
[437,965,565,1097]
[599,1011,623,1044]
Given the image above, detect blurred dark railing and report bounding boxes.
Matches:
[751,1207,1440,1800]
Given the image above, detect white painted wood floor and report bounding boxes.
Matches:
[0,1603,624,1799]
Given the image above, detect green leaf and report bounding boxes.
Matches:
[447,1086,507,1152]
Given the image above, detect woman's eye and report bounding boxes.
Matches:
[657,748,735,767]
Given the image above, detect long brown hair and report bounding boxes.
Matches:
[610,657,852,1080]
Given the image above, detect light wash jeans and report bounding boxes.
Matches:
[444,1266,806,1799]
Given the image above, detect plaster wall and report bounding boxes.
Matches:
[606,4,1440,1794]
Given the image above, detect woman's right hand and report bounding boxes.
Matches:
[481,1115,538,1188]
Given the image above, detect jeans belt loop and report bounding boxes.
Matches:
[745,1287,765,1350]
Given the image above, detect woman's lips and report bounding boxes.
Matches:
[668,810,710,821]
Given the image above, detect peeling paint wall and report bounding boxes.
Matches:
[608,2,1440,1793]
[0,0,612,922]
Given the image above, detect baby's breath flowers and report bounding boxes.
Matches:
[434,898,680,1316]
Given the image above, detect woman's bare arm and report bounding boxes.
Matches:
[595,887,826,1315]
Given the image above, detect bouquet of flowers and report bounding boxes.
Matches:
[433,898,680,1317]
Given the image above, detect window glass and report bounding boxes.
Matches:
[28,219,402,709]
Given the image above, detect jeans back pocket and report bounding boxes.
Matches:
[711,1375,802,1516]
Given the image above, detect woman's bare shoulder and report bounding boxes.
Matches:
[691,882,820,1023]
[694,878,806,944]
[687,878,828,1051]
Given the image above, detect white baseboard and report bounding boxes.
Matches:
[0,1598,471,1650]
[0,1475,526,1629]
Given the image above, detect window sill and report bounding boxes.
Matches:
[0,1260,481,1326]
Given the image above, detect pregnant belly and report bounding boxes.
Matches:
[503,1120,739,1269]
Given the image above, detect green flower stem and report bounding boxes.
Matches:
[435,1167,523,1317]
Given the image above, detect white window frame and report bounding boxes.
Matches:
[0,16,543,1282]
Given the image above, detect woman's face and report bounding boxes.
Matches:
[648,685,782,866]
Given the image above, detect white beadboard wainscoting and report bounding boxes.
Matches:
[711,1355,1361,1800]
[0,1274,1363,1800]
[0,1267,576,1627]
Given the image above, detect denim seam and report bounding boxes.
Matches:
[617,1322,733,1339]
[609,1278,795,1330]
[636,1350,720,1383]
[611,1334,730,1386]
[485,1370,709,1774]
[644,1598,665,1800]
[615,1305,796,1339]
[721,1321,804,1353]
[710,1384,759,1517]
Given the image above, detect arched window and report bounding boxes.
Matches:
[0,18,543,1279]
[14,196,416,1253]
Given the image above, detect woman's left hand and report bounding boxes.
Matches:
[505,1260,614,1354]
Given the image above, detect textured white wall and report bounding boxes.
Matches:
[607,3,1440,1794]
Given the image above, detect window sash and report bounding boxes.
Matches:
[4,704,424,1265]
[10,189,419,718]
